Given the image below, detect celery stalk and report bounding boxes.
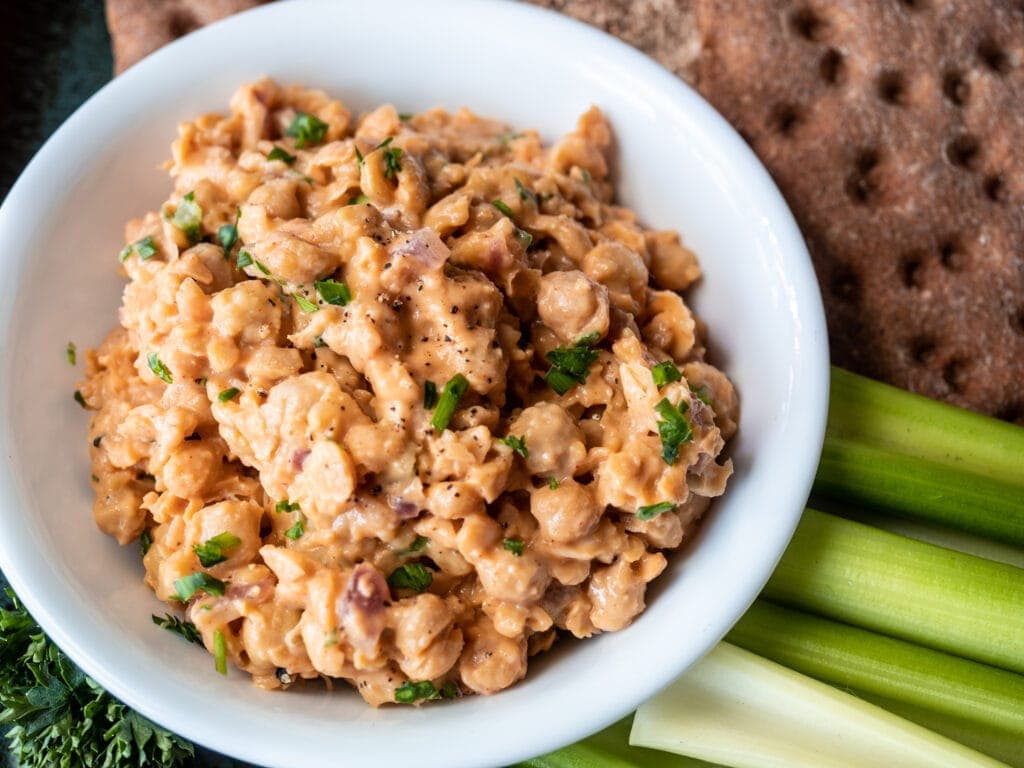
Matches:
[726,600,1024,736]
[817,368,1024,544]
[863,696,1024,768]
[518,716,717,768]
[764,510,1024,674]
[631,643,1008,768]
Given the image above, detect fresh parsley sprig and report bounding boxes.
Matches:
[654,397,694,465]
[545,332,601,395]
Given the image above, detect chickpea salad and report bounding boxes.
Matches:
[76,79,737,706]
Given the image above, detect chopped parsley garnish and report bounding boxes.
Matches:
[213,629,227,675]
[152,613,202,645]
[500,435,528,458]
[171,191,203,244]
[140,529,152,556]
[285,112,328,148]
[267,145,297,165]
[217,209,240,257]
[652,360,682,388]
[284,518,306,540]
[503,538,525,556]
[235,249,254,269]
[73,390,86,408]
[430,373,469,432]
[387,563,433,593]
[636,501,677,521]
[275,499,300,514]
[492,199,515,218]
[548,477,560,490]
[255,261,271,276]
[515,177,537,204]
[581,168,592,185]
[398,112,414,121]
[379,138,403,179]
[545,332,601,394]
[354,145,364,167]
[217,387,240,403]
[691,384,713,405]
[654,397,693,465]
[347,193,369,205]
[498,131,523,144]
[173,572,226,602]
[423,380,438,409]
[292,293,319,313]
[192,532,241,567]
[397,535,428,556]
[66,341,76,365]
[119,235,158,262]
[314,279,352,306]
[147,353,173,384]
[313,335,326,348]
[394,680,441,703]
[515,228,533,248]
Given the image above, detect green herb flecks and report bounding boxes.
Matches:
[347,193,369,205]
[397,535,428,557]
[235,249,254,269]
[387,563,433,593]
[503,538,525,556]
[140,529,153,556]
[119,235,158,262]
[217,387,240,403]
[423,380,438,409]
[147,353,173,384]
[293,293,319,313]
[654,397,693,465]
[394,680,441,703]
[192,532,241,567]
[515,177,538,205]
[500,435,528,458]
[691,384,713,405]
[548,477,560,490]
[171,191,203,244]
[545,332,601,395]
[267,145,297,165]
[286,112,328,148]
[66,342,76,365]
[284,517,306,540]
[173,572,226,602]
[430,374,469,432]
[151,613,202,645]
[314,279,352,306]
[213,630,227,675]
[275,499,300,514]
[491,199,533,248]
[652,361,682,388]
[217,209,240,258]
[637,501,677,521]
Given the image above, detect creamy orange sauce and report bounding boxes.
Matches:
[80,79,737,706]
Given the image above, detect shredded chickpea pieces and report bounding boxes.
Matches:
[80,79,737,706]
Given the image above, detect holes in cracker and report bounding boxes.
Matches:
[942,357,969,394]
[769,103,801,136]
[983,174,1004,202]
[910,336,937,366]
[942,70,970,106]
[829,263,861,303]
[790,7,825,41]
[977,36,1010,74]
[845,148,880,205]
[938,237,967,271]
[877,70,906,105]
[900,252,925,289]
[819,48,845,85]
[945,134,980,169]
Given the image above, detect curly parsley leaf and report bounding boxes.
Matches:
[151,613,202,645]
[654,397,693,465]
[387,563,433,593]
[285,112,328,148]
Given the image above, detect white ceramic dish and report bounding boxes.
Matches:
[0,1,829,766]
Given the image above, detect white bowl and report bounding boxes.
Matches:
[0,1,829,766]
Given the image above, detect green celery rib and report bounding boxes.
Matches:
[817,368,1024,545]
[827,366,1024,485]
[764,510,1024,675]
[726,600,1024,736]
[863,695,1024,768]
[815,438,1024,545]
[517,716,718,768]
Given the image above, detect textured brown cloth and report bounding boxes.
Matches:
[104,0,1024,422]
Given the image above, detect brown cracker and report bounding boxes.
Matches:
[692,0,1024,419]
[106,0,268,73]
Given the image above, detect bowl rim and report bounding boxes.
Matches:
[0,1,830,765]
